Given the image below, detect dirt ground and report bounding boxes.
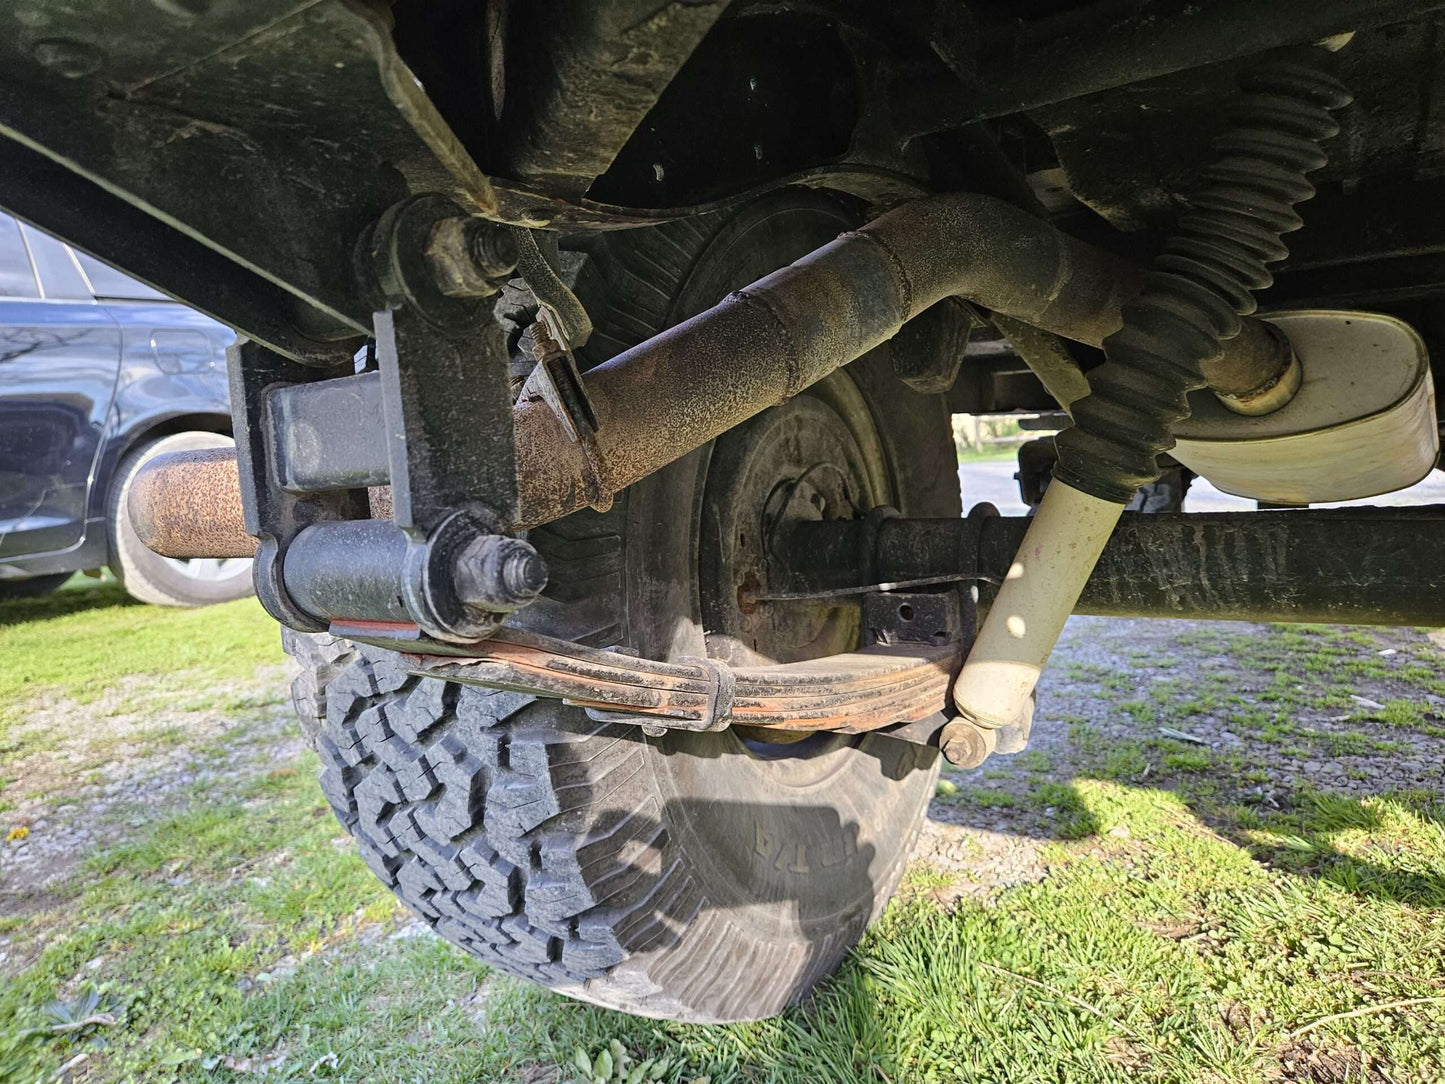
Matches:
[0,665,299,951]
[6,615,1439,941]
[3,590,1444,1082]
[917,615,1445,904]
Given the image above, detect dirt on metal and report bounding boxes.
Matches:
[400,627,959,734]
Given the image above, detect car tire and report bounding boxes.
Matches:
[108,431,254,607]
[287,190,960,1022]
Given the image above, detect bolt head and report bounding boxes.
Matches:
[468,221,519,279]
[425,217,516,299]
[501,546,548,600]
[939,720,995,768]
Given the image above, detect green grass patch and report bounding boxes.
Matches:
[1177,694,1218,717]
[1100,742,1149,782]
[5,580,1445,1081]
[0,580,281,738]
[1119,699,1155,724]
[1379,699,1427,729]
[1068,719,1108,756]
[4,764,1443,1083]
[1322,730,1375,757]
[531,781,1445,1083]
[0,758,408,1082]
[955,446,1018,463]
[1163,750,1212,773]
[1014,750,1053,774]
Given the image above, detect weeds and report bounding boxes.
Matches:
[3,590,1444,1082]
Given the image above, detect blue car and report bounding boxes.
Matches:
[0,211,251,605]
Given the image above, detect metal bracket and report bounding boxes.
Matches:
[862,588,972,649]
[359,195,530,642]
[512,228,593,350]
[230,340,366,632]
[511,228,599,443]
[522,324,599,442]
[229,192,546,641]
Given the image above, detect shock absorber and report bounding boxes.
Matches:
[952,47,1353,732]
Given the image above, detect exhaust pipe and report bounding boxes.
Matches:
[130,192,1295,559]
[129,447,256,559]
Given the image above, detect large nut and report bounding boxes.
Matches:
[426,217,518,299]
[454,535,548,611]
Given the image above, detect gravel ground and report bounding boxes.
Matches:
[0,666,300,921]
[914,614,1445,899]
[908,460,1445,901]
[4,615,1441,974]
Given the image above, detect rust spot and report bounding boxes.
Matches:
[127,448,256,558]
[404,627,958,736]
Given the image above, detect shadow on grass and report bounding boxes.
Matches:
[933,615,1445,909]
[1210,788,1445,908]
[0,576,139,627]
[935,759,1445,909]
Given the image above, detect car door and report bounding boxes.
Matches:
[81,248,234,440]
[0,212,121,559]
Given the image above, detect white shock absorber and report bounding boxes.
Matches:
[952,483,1121,727]
[952,48,1352,732]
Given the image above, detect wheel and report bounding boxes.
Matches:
[0,572,71,600]
[288,189,961,1022]
[108,432,255,607]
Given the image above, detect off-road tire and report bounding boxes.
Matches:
[288,190,961,1022]
[108,432,255,607]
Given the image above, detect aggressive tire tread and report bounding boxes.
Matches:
[288,193,952,1021]
[290,627,707,1003]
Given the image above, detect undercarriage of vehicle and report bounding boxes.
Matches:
[6,0,1445,1021]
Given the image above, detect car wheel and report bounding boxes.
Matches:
[286,190,960,1022]
[108,431,254,607]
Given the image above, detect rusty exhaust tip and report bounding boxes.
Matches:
[127,448,258,559]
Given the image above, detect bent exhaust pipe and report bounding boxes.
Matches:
[131,191,1295,560]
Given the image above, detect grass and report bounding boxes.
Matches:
[954,446,1020,465]
[1379,699,1428,729]
[0,761,415,1081]
[0,579,282,781]
[3,591,1445,1081]
[0,578,280,730]
[1100,742,1148,781]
